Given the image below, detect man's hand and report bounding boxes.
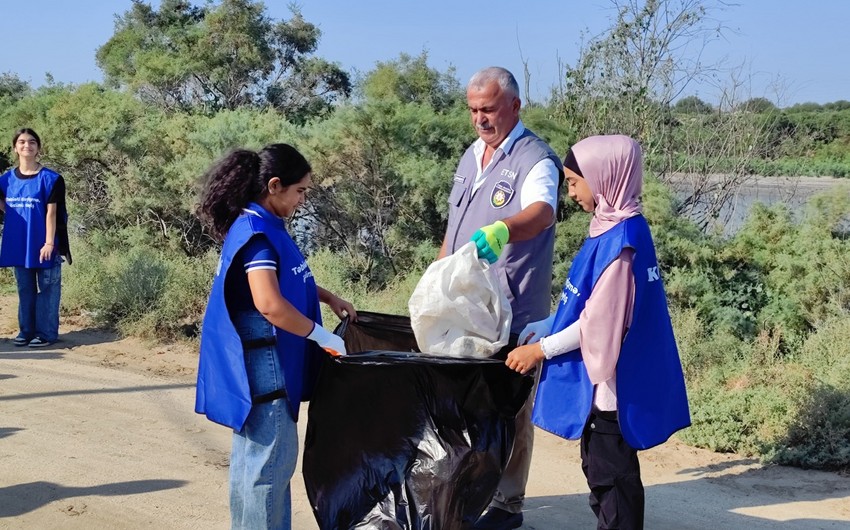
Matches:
[471,220,509,264]
[518,314,555,345]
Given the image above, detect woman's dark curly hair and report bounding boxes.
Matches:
[196,143,311,241]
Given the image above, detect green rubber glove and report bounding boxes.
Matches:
[471,220,509,264]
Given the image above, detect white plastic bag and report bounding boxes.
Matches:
[408,242,512,358]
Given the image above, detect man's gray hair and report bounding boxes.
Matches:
[468,67,520,99]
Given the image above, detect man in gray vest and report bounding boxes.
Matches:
[438,66,562,530]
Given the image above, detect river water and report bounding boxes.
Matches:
[668,175,848,233]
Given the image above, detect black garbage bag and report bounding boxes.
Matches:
[303,312,532,530]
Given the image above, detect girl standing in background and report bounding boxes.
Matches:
[0,128,71,348]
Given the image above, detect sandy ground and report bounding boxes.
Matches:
[1,297,849,529]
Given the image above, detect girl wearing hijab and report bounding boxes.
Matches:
[194,143,357,530]
[505,135,690,529]
[0,128,71,348]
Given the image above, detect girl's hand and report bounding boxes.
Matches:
[39,243,54,263]
[506,343,544,374]
[326,293,358,322]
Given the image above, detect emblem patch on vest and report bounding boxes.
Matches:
[490,180,515,209]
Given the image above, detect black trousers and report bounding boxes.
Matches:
[580,410,645,530]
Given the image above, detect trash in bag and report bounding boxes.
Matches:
[408,242,512,359]
[303,312,531,530]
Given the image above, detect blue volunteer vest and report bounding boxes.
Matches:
[0,167,64,268]
[195,204,324,430]
[532,215,690,449]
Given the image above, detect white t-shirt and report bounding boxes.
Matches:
[469,120,559,212]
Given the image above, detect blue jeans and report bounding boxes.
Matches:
[229,311,297,530]
[14,261,62,342]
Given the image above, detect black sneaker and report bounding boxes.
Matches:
[472,507,523,530]
[13,336,30,347]
[28,337,52,348]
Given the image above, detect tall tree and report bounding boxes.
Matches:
[96,0,350,118]
[675,95,714,114]
[555,0,726,144]
[0,73,31,171]
[739,97,777,113]
[302,98,469,286]
[360,52,463,111]
[0,72,31,104]
[299,56,469,285]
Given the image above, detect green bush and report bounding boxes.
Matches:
[122,249,216,339]
[668,190,850,471]
[65,243,167,323]
[773,383,850,470]
[672,308,746,380]
[308,243,437,328]
[677,330,811,458]
[0,267,14,294]
[63,235,214,339]
[766,317,850,471]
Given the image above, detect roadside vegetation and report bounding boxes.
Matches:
[0,0,848,472]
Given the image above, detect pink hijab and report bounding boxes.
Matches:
[570,135,643,237]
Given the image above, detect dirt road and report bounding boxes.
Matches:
[1,301,849,529]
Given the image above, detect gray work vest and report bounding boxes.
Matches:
[445,130,562,332]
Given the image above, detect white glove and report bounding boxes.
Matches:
[307,323,347,356]
[518,313,556,345]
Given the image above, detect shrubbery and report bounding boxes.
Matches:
[650,186,850,471]
[62,233,216,339]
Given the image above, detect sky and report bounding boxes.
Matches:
[1,1,848,107]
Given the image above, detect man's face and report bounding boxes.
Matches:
[466,81,520,150]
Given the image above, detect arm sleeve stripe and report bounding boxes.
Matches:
[246,264,277,273]
[246,259,277,267]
